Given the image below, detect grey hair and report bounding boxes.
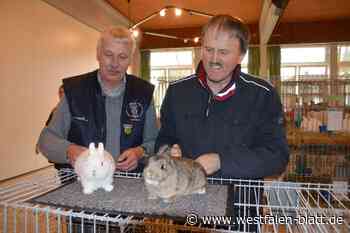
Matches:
[97,26,136,54]
[201,15,250,55]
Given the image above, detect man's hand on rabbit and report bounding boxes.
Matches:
[116,146,144,171]
[195,153,221,175]
[66,144,88,166]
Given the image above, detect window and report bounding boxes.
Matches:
[150,50,194,115]
[280,46,330,106]
[346,84,350,106]
[281,47,329,81]
[150,50,193,82]
[150,69,166,79]
[281,47,326,63]
[299,66,327,76]
[338,45,350,77]
[241,51,248,73]
[281,66,296,79]
[151,50,193,67]
[339,46,350,62]
[340,67,350,76]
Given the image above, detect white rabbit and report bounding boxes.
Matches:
[74,142,116,194]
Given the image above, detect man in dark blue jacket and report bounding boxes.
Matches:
[156,15,289,232]
[156,15,289,179]
[38,26,158,172]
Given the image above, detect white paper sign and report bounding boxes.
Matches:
[327,110,343,131]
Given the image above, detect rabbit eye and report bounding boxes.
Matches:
[160,164,165,170]
[101,162,104,167]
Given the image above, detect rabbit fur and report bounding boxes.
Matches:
[74,142,115,194]
[143,145,207,203]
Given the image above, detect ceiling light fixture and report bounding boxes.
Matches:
[131,28,139,38]
[129,6,214,44]
[159,8,166,17]
[174,8,182,16]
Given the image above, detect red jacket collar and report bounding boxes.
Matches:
[196,61,241,101]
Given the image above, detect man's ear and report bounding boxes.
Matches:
[96,38,102,62]
[238,53,245,64]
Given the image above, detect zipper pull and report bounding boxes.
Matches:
[206,95,212,117]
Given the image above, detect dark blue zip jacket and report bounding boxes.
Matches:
[155,66,289,179]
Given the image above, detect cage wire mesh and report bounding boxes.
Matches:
[1,169,349,233]
[270,78,350,184]
[277,79,350,109]
[285,143,350,183]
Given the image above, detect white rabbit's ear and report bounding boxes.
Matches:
[89,142,96,155]
[97,142,104,155]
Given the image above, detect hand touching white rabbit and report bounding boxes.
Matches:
[74,142,116,194]
[66,144,87,166]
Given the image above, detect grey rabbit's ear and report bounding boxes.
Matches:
[143,153,153,163]
[156,145,171,156]
[143,153,152,162]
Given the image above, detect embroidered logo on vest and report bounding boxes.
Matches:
[126,102,144,121]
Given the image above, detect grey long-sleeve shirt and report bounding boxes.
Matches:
[38,78,159,164]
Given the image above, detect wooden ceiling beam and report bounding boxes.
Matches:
[259,0,289,44]
[42,0,131,31]
[259,0,289,77]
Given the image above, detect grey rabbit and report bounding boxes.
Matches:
[143,145,207,203]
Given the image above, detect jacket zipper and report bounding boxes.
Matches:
[206,95,212,117]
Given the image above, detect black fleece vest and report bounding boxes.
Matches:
[63,70,154,153]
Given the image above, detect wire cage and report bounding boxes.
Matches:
[277,79,350,109]
[270,78,350,183]
[1,169,349,233]
[285,142,350,183]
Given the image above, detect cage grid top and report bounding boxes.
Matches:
[0,169,349,233]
